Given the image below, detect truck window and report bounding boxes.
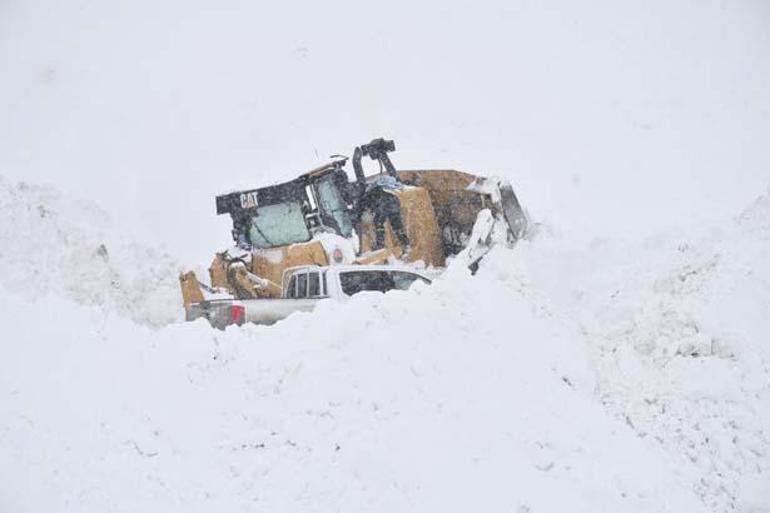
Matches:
[287,275,298,298]
[339,270,430,296]
[297,273,308,298]
[391,271,430,290]
[308,272,320,297]
[339,271,394,295]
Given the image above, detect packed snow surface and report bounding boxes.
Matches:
[1,177,768,512]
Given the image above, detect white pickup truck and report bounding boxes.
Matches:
[186,264,432,329]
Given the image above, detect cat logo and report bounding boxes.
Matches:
[239,191,258,209]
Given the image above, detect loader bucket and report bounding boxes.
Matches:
[396,169,527,255]
[497,181,528,240]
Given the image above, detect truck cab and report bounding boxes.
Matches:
[282,265,431,299]
[186,264,431,329]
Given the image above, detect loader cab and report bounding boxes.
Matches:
[215,163,355,250]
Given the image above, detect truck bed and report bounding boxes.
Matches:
[186,297,322,329]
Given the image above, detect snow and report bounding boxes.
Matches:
[1,0,769,510]
[485,189,770,511]
[1,0,768,263]
[1,176,768,512]
[0,176,183,326]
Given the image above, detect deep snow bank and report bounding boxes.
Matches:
[0,267,703,513]
[501,188,770,511]
[1,178,768,512]
[0,176,182,325]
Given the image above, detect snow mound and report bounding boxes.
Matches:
[1,178,769,512]
[505,187,770,512]
[0,266,704,512]
[0,176,182,325]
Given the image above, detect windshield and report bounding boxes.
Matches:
[339,270,430,296]
[248,201,310,248]
[316,178,353,237]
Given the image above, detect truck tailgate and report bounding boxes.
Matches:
[185,300,236,329]
[186,298,321,329]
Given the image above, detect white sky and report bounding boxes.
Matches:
[1,0,769,263]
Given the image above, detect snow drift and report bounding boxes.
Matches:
[0,178,768,512]
[0,176,182,326]
[503,188,770,512]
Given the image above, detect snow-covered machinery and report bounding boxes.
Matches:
[180,138,528,308]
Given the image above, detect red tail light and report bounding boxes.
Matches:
[230,304,245,325]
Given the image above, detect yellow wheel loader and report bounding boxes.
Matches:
[180,138,528,311]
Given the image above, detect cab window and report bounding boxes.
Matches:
[248,201,311,249]
[316,177,353,237]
